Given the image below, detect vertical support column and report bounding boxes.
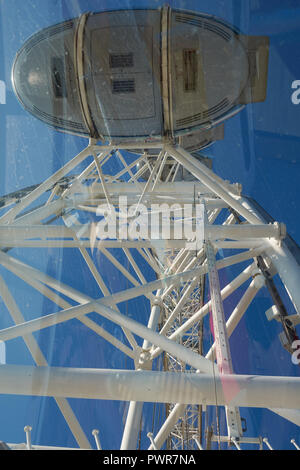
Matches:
[205,238,243,440]
[120,292,163,450]
[120,401,144,451]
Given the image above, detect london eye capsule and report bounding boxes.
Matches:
[12,6,269,143]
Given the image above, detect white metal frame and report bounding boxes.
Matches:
[0,140,299,450]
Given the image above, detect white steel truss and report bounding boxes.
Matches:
[0,139,299,450]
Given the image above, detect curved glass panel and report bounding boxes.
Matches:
[12,18,89,136]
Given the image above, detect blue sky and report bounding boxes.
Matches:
[0,0,300,450]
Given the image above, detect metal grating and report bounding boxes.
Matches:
[109,53,134,69]
[32,104,85,130]
[176,98,230,127]
[183,50,197,92]
[111,78,135,94]
[23,21,74,54]
[175,14,232,42]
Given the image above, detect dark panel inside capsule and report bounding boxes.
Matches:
[51,57,68,98]
[183,50,198,92]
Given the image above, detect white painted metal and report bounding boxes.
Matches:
[291,439,300,450]
[7,443,85,450]
[231,437,241,450]
[164,145,262,224]
[266,239,300,315]
[0,145,92,224]
[263,437,274,450]
[148,403,186,450]
[121,291,162,450]
[205,237,243,439]
[24,426,32,450]
[193,436,203,450]
[0,366,300,409]
[0,274,92,449]
[92,430,102,450]
[239,196,300,315]
[271,409,300,427]
[0,140,299,451]
[147,432,158,450]
[206,276,264,361]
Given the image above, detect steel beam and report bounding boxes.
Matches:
[0,366,300,409]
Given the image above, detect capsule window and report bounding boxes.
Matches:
[183,50,197,92]
[51,57,67,98]
[109,53,134,69]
